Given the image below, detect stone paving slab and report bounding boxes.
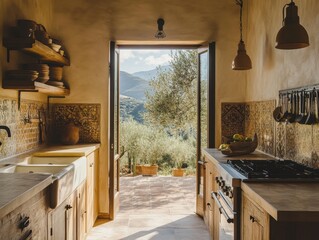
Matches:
[87,176,210,240]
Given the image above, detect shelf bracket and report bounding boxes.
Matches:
[47,96,65,116]
[18,90,39,111]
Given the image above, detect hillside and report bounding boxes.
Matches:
[132,65,171,81]
[120,71,150,101]
[120,95,145,123]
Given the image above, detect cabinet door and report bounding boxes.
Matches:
[242,194,268,240]
[77,181,87,240]
[49,192,76,240]
[86,151,98,231]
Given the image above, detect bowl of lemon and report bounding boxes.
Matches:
[219,133,258,156]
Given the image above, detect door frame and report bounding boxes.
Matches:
[109,41,120,219]
[109,43,215,219]
[196,42,216,216]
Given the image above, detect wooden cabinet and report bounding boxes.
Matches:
[0,188,50,240]
[48,191,77,240]
[76,181,87,240]
[242,193,269,240]
[86,150,99,232]
[203,158,219,240]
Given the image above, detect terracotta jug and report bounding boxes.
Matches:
[60,123,79,145]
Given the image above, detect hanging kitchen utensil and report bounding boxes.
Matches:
[305,90,316,125]
[273,93,284,122]
[299,91,309,124]
[287,92,296,123]
[282,93,292,122]
[295,91,303,122]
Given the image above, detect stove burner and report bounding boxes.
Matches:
[227,159,319,179]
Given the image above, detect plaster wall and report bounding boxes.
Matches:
[246,0,319,101]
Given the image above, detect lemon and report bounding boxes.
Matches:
[233,134,244,142]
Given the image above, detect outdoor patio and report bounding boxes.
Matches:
[87,176,210,240]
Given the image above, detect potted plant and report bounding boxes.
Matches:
[135,135,166,176]
[170,138,193,177]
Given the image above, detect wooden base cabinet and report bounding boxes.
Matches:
[0,189,50,240]
[242,193,319,240]
[48,191,77,240]
[203,158,219,240]
[242,193,269,240]
[86,150,99,232]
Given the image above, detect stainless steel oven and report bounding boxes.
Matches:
[212,174,241,240]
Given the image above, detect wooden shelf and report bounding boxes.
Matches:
[3,38,70,66]
[3,80,70,96]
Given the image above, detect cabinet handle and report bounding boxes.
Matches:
[65,204,73,210]
[19,216,30,230]
[21,230,32,240]
[250,215,256,223]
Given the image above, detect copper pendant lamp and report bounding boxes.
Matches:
[276,0,309,49]
[232,0,252,70]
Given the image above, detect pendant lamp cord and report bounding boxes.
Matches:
[236,0,243,41]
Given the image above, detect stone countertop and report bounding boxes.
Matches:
[242,182,319,222]
[0,173,52,219]
[0,143,100,165]
[202,148,275,165]
[32,143,100,157]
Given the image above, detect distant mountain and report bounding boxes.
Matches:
[120,95,145,123]
[132,65,171,81]
[120,71,151,101]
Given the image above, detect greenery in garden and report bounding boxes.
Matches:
[120,50,198,175]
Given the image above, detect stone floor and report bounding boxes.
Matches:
[87,176,210,240]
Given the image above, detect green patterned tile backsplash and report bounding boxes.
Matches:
[222,100,319,168]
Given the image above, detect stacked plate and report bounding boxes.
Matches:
[5,70,39,81]
[49,66,63,81]
[23,64,50,83]
[46,80,65,88]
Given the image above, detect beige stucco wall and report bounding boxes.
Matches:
[246,0,319,101]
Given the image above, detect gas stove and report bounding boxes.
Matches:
[227,159,319,181]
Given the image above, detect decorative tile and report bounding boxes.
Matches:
[221,103,245,140]
[51,104,101,143]
[0,98,46,160]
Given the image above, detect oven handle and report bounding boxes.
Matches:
[218,190,235,213]
[212,192,234,223]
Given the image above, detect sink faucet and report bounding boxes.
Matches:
[0,126,11,137]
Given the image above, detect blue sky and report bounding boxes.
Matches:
[120,49,172,74]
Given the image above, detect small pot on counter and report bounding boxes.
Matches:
[60,123,79,145]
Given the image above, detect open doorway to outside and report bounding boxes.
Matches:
[119,48,198,177]
[108,43,215,221]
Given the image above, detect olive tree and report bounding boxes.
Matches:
[144,50,198,135]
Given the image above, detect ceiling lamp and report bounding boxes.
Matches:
[275,0,309,49]
[232,0,252,70]
[155,18,166,39]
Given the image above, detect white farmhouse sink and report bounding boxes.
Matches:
[0,164,75,208]
[0,155,87,209]
[28,156,87,192]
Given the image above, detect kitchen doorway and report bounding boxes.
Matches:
[109,43,216,220]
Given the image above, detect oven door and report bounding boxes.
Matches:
[212,190,235,240]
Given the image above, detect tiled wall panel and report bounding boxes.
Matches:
[0,98,46,159]
[51,104,101,143]
[222,100,319,168]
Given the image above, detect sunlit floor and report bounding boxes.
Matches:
[87,175,210,240]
